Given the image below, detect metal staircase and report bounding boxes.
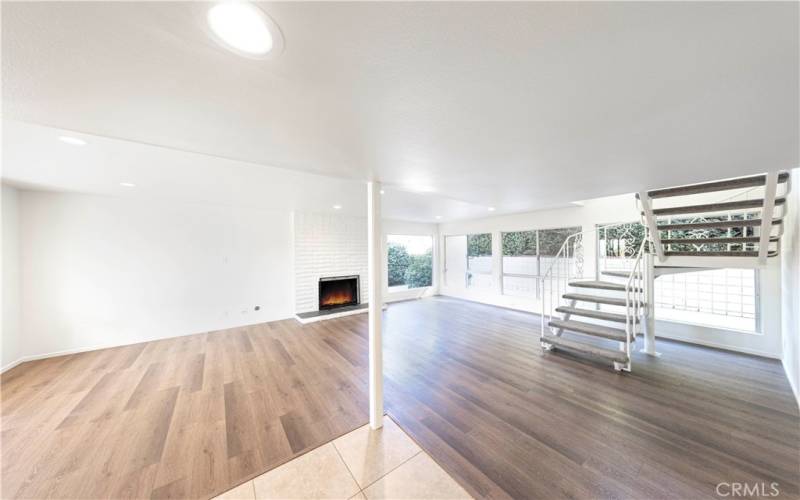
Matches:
[539,171,791,372]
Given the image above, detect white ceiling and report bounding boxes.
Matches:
[2,1,798,217]
[3,120,499,222]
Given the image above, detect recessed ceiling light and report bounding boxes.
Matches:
[59,136,87,146]
[380,189,385,195]
[487,207,496,212]
[206,2,283,59]
[119,182,136,188]
[435,215,442,219]
[333,204,342,210]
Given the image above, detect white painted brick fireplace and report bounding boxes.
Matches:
[293,211,368,313]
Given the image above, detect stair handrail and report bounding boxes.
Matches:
[622,236,649,371]
[539,220,642,282]
[539,220,650,344]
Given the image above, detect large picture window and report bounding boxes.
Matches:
[387,235,433,291]
[655,268,758,332]
[467,233,492,289]
[501,227,581,297]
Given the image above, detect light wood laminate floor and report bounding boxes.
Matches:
[1,318,369,499]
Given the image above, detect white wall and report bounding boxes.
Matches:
[291,213,439,312]
[781,168,800,405]
[437,194,634,310]
[16,190,293,362]
[438,193,786,359]
[2,184,22,371]
[293,211,368,313]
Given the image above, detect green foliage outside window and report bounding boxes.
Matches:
[405,249,433,288]
[538,227,582,256]
[388,239,433,288]
[502,231,537,256]
[467,233,492,257]
[388,243,410,286]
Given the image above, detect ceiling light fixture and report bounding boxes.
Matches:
[435,215,442,219]
[487,207,496,212]
[380,189,385,195]
[206,2,283,59]
[333,204,342,210]
[59,136,87,146]
[119,182,136,188]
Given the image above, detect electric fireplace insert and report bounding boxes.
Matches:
[318,275,360,310]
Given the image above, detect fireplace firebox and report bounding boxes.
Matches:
[318,275,360,310]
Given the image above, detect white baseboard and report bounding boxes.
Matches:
[652,332,781,359]
[1,358,25,374]
[0,315,296,374]
[1,344,102,374]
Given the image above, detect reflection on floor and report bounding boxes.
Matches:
[0,317,370,499]
[383,296,800,499]
[212,416,470,500]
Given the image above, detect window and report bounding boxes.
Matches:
[501,227,581,297]
[502,230,538,297]
[387,235,433,291]
[597,222,759,332]
[655,268,758,332]
[598,222,646,270]
[467,233,492,289]
[662,213,758,252]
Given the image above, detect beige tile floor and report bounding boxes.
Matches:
[212,416,471,500]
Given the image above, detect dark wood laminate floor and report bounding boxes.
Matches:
[383,297,800,500]
[1,318,369,499]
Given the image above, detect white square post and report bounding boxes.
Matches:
[367,181,384,429]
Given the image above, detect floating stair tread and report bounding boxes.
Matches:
[657,218,783,231]
[562,293,636,307]
[549,319,628,341]
[601,270,641,279]
[644,172,789,199]
[556,306,628,323]
[645,198,785,217]
[542,335,629,364]
[660,236,779,244]
[569,280,642,292]
[656,219,783,231]
[664,250,779,257]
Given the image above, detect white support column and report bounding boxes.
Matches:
[638,191,665,262]
[640,251,660,357]
[367,181,384,429]
[492,230,503,295]
[758,172,778,265]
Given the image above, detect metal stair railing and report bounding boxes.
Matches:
[539,231,583,343]
[539,221,651,348]
[619,237,648,371]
